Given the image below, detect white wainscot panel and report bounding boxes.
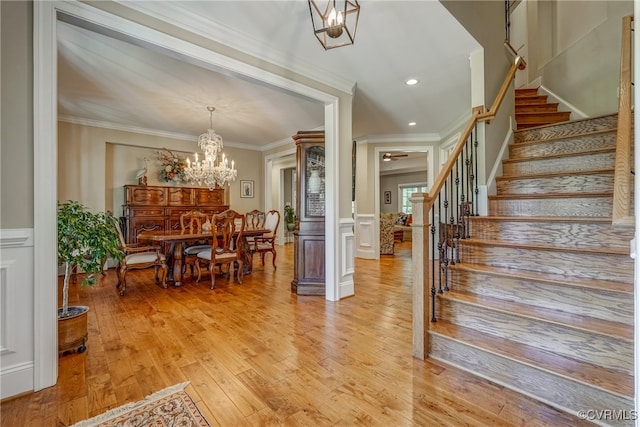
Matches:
[339,219,355,298]
[355,214,376,259]
[0,229,35,399]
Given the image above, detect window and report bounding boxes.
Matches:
[399,183,428,214]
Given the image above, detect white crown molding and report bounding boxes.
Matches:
[117,1,357,95]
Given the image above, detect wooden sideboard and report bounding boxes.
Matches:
[122,184,228,243]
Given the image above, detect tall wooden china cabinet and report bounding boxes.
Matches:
[122,184,228,243]
[291,131,326,295]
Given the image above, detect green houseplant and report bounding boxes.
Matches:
[57,200,123,353]
[284,204,296,232]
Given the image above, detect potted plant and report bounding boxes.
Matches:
[284,204,296,232]
[57,200,123,354]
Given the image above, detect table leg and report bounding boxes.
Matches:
[240,236,253,275]
[165,242,185,286]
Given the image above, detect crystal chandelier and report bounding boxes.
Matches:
[184,107,237,190]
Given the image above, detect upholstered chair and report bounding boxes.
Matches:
[115,224,167,296]
[180,210,211,279]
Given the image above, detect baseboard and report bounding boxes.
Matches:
[0,361,34,400]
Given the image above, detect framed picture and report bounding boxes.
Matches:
[384,190,391,204]
[240,180,254,198]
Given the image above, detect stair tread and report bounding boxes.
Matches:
[496,168,614,181]
[511,129,616,146]
[440,290,633,340]
[461,237,630,256]
[470,216,621,224]
[513,113,618,134]
[503,147,614,163]
[450,262,633,294]
[488,191,612,200]
[430,320,634,398]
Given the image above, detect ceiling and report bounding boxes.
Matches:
[57,1,480,152]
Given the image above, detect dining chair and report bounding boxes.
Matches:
[250,209,280,270]
[244,209,265,250]
[115,223,167,296]
[196,209,245,289]
[180,210,211,279]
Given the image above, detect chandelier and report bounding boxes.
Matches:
[308,0,360,50]
[184,107,237,190]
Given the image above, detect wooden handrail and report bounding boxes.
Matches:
[612,15,634,229]
[427,56,526,205]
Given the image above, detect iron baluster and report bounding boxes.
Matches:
[431,206,437,322]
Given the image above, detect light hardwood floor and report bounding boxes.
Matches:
[1,242,590,426]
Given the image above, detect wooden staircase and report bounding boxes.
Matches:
[429,114,635,425]
[515,87,571,129]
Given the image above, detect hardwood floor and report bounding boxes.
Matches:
[1,242,590,426]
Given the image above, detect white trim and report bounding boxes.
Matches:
[0,229,33,247]
[1,362,35,400]
[34,1,59,392]
[34,0,344,396]
[538,83,588,120]
[373,144,434,257]
[485,117,514,196]
[324,102,339,301]
[355,214,377,259]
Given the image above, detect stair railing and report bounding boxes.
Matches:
[612,15,634,228]
[411,52,526,357]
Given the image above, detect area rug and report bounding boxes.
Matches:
[71,382,210,427]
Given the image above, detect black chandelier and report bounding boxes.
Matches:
[308,0,360,50]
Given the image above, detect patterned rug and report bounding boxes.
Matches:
[71,382,210,427]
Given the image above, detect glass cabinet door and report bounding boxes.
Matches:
[305,146,325,217]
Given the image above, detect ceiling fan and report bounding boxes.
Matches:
[382,152,409,162]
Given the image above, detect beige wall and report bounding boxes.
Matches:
[380,171,428,214]
[1,1,33,229]
[58,121,263,215]
[526,0,632,117]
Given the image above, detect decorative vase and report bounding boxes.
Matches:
[308,169,322,194]
[58,305,89,355]
[287,222,295,232]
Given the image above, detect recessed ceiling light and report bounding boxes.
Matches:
[408,122,417,126]
[405,78,419,86]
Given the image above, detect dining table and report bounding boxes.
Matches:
[137,228,268,286]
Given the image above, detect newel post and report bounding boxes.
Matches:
[410,192,432,359]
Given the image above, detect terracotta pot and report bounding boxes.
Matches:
[57,305,89,355]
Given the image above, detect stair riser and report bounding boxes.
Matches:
[514,115,618,143]
[516,112,571,124]
[509,132,616,158]
[497,173,613,195]
[489,195,613,217]
[503,151,615,175]
[515,88,540,97]
[449,268,633,325]
[429,335,635,425]
[468,219,633,249]
[436,300,633,373]
[458,243,633,283]
[516,104,559,113]
[515,95,549,105]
